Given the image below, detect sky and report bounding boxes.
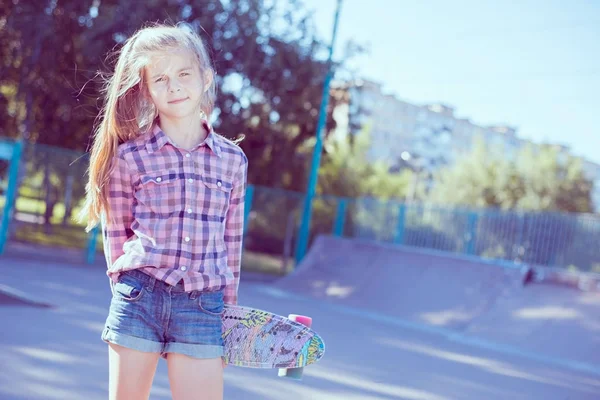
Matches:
[300,0,600,164]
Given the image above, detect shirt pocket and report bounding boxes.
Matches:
[199,174,233,220]
[136,171,182,214]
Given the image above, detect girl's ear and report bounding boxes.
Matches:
[203,69,214,93]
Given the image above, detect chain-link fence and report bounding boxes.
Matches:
[1,140,599,273]
[341,199,600,271]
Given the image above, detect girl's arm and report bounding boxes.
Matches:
[223,157,248,305]
[102,154,136,270]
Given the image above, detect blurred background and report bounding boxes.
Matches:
[1,1,600,399]
[0,0,599,272]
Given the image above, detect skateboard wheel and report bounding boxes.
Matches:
[278,314,312,380]
[288,314,312,327]
[278,366,304,380]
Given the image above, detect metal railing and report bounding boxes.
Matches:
[1,140,598,272]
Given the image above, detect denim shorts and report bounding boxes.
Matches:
[101,269,224,359]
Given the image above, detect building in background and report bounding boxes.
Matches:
[331,78,599,211]
[335,79,527,173]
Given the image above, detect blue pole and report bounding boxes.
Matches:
[394,203,407,244]
[514,211,524,261]
[0,140,23,255]
[465,211,479,255]
[333,198,347,236]
[295,0,343,264]
[86,225,99,264]
[243,184,254,236]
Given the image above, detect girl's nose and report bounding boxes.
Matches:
[169,81,182,92]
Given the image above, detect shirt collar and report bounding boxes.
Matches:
[145,119,222,157]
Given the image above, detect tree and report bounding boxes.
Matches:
[318,126,413,199]
[1,0,355,188]
[309,127,414,240]
[428,137,594,213]
[514,144,593,213]
[1,0,364,229]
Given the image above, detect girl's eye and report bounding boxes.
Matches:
[154,77,165,83]
[180,72,190,77]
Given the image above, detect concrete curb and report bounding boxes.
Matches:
[0,283,54,308]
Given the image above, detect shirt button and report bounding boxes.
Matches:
[217,181,222,187]
[156,177,162,182]
[185,237,191,242]
[186,153,191,158]
[187,208,192,214]
[180,266,187,271]
[188,178,193,183]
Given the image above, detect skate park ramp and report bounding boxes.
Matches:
[273,235,600,366]
[275,235,526,329]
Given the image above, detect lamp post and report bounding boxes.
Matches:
[400,151,420,202]
[294,0,343,264]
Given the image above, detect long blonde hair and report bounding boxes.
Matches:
[79,23,216,231]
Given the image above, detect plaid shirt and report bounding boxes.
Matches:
[102,120,248,305]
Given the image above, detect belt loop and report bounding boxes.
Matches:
[147,275,156,292]
[190,290,197,300]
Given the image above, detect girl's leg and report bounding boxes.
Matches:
[167,354,223,400]
[108,343,160,400]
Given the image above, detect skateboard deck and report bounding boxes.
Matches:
[221,304,325,369]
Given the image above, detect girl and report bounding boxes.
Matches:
[79,23,247,400]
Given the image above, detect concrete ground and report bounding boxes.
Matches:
[1,237,599,399]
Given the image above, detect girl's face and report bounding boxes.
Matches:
[144,50,211,120]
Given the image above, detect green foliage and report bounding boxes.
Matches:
[242,186,303,256]
[1,0,367,231]
[318,127,413,199]
[429,137,594,213]
[316,127,415,242]
[1,0,360,190]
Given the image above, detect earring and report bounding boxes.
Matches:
[199,109,207,120]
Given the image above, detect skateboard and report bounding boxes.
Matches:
[221,304,325,379]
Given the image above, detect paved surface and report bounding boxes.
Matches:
[1,236,599,399]
[275,236,600,368]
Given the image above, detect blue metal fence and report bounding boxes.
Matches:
[333,198,600,272]
[0,140,599,272]
[0,138,23,255]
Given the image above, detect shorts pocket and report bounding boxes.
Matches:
[112,274,145,302]
[198,291,224,316]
